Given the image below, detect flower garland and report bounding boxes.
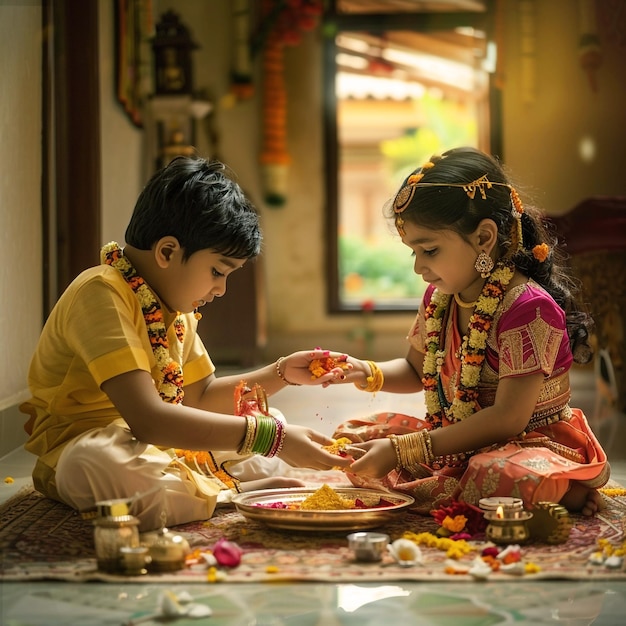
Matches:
[101,242,184,404]
[258,0,323,206]
[422,263,514,427]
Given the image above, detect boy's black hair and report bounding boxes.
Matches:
[125,157,262,260]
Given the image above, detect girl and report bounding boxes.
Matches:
[329,147,609,517]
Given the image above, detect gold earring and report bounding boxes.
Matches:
[474,251,494,278]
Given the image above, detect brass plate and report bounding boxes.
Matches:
[232,487,415,532]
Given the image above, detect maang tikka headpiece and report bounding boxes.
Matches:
[392,158,526,256]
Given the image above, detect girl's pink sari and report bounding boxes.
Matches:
[334,282,609,513]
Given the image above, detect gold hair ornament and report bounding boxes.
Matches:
[393,159,436,235]
[393,170,526,255]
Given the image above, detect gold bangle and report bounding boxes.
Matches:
[354,360,384,393]
[394,431,434,474]
[387,434,402,472]
[275,356,301,386]
[237,414,257,455]
[421,430,434,463]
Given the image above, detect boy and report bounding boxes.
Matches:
[21,157,350,531]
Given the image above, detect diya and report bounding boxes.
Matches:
[483,504,533,545]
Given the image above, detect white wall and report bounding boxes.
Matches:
[0,1,42,453]
[99,0,145,246]
[0,2,42,411]
[502,0,626,214]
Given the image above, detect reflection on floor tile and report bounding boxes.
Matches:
[2,581,626,625]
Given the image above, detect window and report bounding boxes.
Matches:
[324,0,499,312]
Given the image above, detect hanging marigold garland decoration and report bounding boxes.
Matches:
[258,0,323,207]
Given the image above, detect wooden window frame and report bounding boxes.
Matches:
[323,2,501,313]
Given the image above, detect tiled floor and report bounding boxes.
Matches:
[2,368,626,625]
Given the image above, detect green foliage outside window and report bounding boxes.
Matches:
[339,94,478,306]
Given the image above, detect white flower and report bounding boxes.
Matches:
[497,545,521,561]
[500,561,525,576]
[443,558,469,574]
[604,555,623,569]
[423,352,437,372]
[387,538,423,567]
[468,556,492,580]
[160,590,213,619]
[468,328,488,349]
[588,551,605,566]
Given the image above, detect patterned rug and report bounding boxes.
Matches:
[2,471,625,583]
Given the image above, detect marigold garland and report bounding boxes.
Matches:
[173,448,239,491]
[402,531,474,560]
[101,242,184,404]
[422,262,514,427]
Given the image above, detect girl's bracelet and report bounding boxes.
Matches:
[354,360,384,393]
[388,430,434,474]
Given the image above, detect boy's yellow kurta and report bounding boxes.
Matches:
[20,264,221,527]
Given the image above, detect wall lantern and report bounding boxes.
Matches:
[152,10,198,95]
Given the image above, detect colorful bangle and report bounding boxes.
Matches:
[275,356,301,386]
[251,414,277,455]
[354,360,384,393]
[266,418,286,458]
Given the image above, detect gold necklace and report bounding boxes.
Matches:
[453,293,477,309]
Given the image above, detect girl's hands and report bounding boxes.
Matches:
[344,439,398,478]
[277,424,353,470]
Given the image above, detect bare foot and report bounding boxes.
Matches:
[239,476,306,492]
[560,481,606,516]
